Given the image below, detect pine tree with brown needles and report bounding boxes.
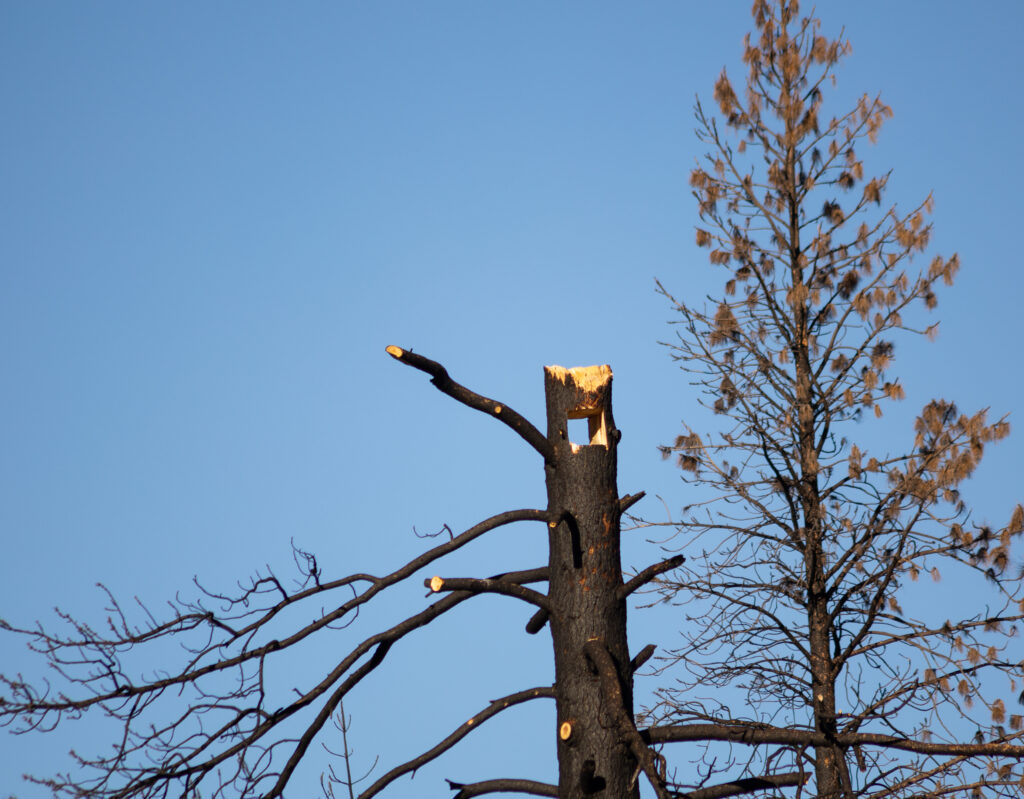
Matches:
[654,1,1024,797]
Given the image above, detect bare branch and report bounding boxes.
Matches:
[630,644,657,674]
[619,555,685,599]
[424,574,550,611]
[647,723,1024,758]
[620,491,647,514]
[679,772,809,799]
[524,608,549,635]
[444,778,559,798]
[358,686,555,799]
[385,346,554,464]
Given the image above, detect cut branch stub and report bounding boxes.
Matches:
[542,364,638,799]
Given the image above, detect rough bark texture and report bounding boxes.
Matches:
[542,365,639,799]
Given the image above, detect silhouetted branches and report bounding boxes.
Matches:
[0,508,549,797]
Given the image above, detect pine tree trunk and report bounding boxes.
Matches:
[793,290,852,799]
[543,365,639,799]
[785,122,854,798]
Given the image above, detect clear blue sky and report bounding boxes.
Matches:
[2,2,1022,797]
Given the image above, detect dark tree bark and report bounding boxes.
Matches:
[542,365,639,799]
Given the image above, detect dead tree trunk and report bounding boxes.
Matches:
[542,365,639,799]
[385,347,671,798]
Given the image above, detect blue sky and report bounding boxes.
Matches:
[2,2,1022,797]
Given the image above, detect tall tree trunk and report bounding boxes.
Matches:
[785,122,853,799]
[793,292,851,799]
[543,365,639,799]
[796,317,850,799]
